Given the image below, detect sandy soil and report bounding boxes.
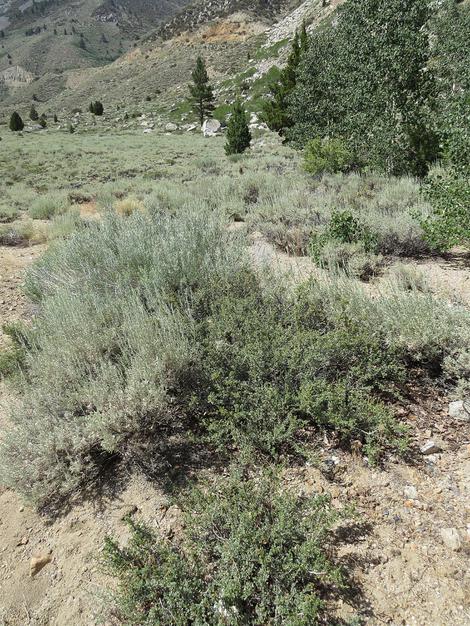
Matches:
[0,237,469,625]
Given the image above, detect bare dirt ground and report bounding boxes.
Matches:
[0,238,469,625]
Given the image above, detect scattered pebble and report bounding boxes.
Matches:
[440,528,462,551]
[420,441,441,455]
[448,400,470,422]
[30,553,53,577]
[404,485,418,500]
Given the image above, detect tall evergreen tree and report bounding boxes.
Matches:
[225,100,251,155]
[260,27,308,135]
[9,112,24,132]
[29,104,39,120]
[188,57,215,126]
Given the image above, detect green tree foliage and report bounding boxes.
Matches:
[225,100,251,155]
[103,471,342,626]
[188,56,215,126]
[29,105,39,121]
[421,1,470,250]
[261,25,308,135]
[303,137,354,176]
[290,0,438,176]
[89,101,104,116]
[9,111,24,132]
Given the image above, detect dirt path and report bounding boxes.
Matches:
[0,245,45,348]
[0,239,469,625]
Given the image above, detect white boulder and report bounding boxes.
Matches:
[202,118,221,137]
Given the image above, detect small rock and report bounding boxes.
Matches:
[17,536,29,546]
[30,553,52,576]
[440,528,462,551]
[420,440,441,455]
[404,485,418,500]
[448,400,470,421]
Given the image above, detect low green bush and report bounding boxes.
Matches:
[309,210,379,275]
[303,138,355,176]
[193,283,406,461]
[103,470,343,626]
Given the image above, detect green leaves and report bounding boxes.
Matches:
[290,0,437,176]
[103,471,342,625]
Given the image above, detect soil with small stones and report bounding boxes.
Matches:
[0,238,469,625]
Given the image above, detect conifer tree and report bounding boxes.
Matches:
[9,111,24,132]
[188,57,214,126]
[260,27,308,135]
[29,104,39,120]
[225,100,251,155]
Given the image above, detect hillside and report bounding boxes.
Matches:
[0,0,194,84]
[0,0,337,123]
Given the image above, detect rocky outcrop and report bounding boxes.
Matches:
[158,0,295,40]
[0,65,34,88]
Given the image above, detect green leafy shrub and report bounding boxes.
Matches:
[103,471,343,626]
[421,169,470,251]
[193,279,406,461]
[310,210,378,271]
[303,138,354,176]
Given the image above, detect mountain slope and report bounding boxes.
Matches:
[0,0,194,79]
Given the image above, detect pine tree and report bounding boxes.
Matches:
[225,100,251,155]
[54,114,58,123]
[9,112,24,132]
[260,28,308,135]
[29,104,39,120]
[188,57,215,126]
[91,100,104,116]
